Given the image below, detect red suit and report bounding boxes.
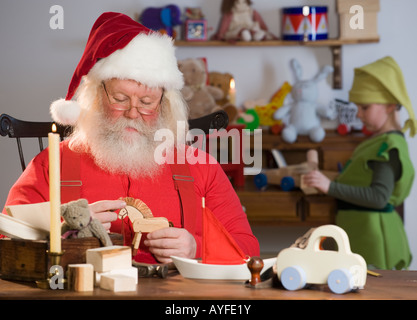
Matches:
[3,140,260,263]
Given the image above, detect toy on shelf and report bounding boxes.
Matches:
[254,149,338,193]
[273,59,337,143]
[209,71,239,123]
[185,7,205,20]
[282,6,329,41]
[140,4,182,38]
[275,225,367,294]
[184,7,207,41]
[332,99,373,136]
[212,0,277,42]
[254,81,292,133]
[237,108,260,131]
[178,58,224,119]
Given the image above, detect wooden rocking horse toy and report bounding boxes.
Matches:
[118,197,172,255]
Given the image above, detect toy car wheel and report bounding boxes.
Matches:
[254,173,268,190]
[327,268,354,294]
[280,266,306,291]
[281,176,295,191]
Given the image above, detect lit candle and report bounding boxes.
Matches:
[229,78,236,105]
[48,124,61,253]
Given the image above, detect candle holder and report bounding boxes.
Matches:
[36,250,66,289]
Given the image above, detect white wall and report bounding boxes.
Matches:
[1,0,416,269]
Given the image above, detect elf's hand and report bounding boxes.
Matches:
[303,170,331,194]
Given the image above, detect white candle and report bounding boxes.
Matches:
[48,124,61,253]
[229,78,236,105]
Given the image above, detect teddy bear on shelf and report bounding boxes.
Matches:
[60,198,113,247]
[273,59,337,143]
[178,58,224,119]
[208,71,239,123]
[212,0,277,42]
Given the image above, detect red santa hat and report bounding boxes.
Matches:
[50,12,184,125]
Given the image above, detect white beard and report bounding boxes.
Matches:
[75,109,175,178]
[68,80,188,178]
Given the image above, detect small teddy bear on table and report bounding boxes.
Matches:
[61,198,113,247]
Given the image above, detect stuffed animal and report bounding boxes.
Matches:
[178,58,224,119]
[273,59,336,143]
[61,198,113,247]
[209,71,238,122]
[140,4,182,37]
[212,0,277,42]
[185,7,205,20]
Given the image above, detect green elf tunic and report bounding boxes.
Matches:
[329,132,414,270]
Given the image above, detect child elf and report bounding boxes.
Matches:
[304,56,416,270]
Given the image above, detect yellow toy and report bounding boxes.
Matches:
[275,225,367,294]
[254,81,292,127]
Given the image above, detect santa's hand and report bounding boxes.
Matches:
[144,227,197,264]
[88,200,125,231]
[303,170,331,194]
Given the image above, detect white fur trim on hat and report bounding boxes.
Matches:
[50,98,81,126]
[89,32,184,90]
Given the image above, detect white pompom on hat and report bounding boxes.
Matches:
[50,12,184,125]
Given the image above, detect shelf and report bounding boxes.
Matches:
[231,132,367,225]
[174,37,380,47]
[175,37,380,89]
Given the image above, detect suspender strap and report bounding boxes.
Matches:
[170,162,197,235]
[60,143,82,203]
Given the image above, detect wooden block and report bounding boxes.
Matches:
[86,246,131,273]
[67,264,94,292]
[100,274,137,292]
[95,267,138,286]
[0,234,123,282]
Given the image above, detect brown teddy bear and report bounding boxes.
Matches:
[209,71,238,123]
[61,198,113,247]
[178,58,224,119]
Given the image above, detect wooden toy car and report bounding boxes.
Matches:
[254,149,338,193]
[275,224,367,294]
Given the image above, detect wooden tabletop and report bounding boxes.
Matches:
[1,269,416,300]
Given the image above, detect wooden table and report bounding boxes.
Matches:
[1,270,416,300]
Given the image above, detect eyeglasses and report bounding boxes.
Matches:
[102,81,163,116]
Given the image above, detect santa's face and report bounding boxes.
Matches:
[76,79,168,177]
[101,78,163,125]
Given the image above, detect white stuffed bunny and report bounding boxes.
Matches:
[273,59,336,143]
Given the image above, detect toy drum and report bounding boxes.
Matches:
[282,6,328,41]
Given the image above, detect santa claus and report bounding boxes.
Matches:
[3,12,259,264]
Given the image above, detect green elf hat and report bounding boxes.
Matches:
[349,56,417,137]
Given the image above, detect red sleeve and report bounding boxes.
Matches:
[2,148,50,214]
